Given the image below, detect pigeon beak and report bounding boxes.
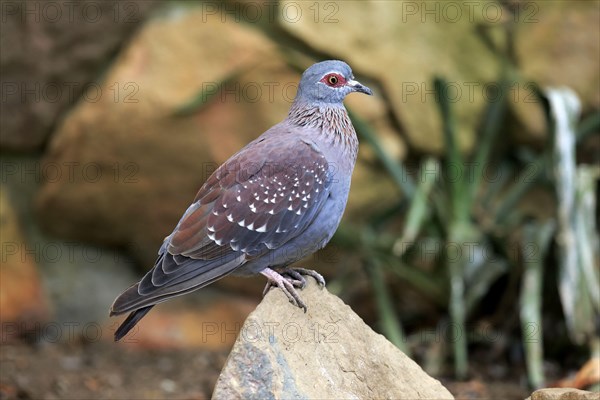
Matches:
[347,79,373,96]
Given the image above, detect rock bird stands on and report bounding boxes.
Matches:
[110,60,373,341]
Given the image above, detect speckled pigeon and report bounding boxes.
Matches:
[110,60,373,341]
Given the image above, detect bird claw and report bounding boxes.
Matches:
[260,267,326,312]
[279,268,307,288]
[288,267,326,288]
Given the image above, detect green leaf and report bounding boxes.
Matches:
[470,79,510,201]
[520,220,555,389]
[362,229,408,354]
[545,86,598,344]
[434,77,469,224]
[393,158,439,256]
[575,166,600,314]
[349,109,416,199]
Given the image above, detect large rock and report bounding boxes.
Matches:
[0,0,156,151]
[35,3,400,272]
[0,186,49,336]
[527,388,599,400]
[511,0,600,141]
[279,0,499,154]
[278,1,599,152]
[515,1,599,110]
[1,156,151,331]
[212,278,454,399]
[35,5,296,267]
[109,292,257,350]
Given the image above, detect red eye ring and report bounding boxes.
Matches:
[320,73,346,88]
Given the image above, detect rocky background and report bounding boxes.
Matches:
[1,1,598,399]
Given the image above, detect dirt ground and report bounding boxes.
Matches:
[1,342,227,399]
[0,341,531,400]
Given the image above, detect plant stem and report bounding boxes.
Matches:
[520,221,555,389]
[349,109,416,199]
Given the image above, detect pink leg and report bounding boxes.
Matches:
[260,267,326,312]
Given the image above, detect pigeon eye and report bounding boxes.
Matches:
[321,73,346,88]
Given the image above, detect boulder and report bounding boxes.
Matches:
[509,0,600,142]
[212,278,454,399]
[528,388,599,400]
[35,5,296,268]
[278,0,499,154]
[515,1,600,111]
[278,1,600,151]
[109,292,257,350]
[34,3,401,273]
[0,0,156,151]
[0,186,50,337]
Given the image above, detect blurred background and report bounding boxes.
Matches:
[1,0,599,398]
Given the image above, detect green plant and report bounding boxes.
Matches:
[336,82,599,386]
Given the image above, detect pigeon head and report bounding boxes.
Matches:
[294,60,373,105]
